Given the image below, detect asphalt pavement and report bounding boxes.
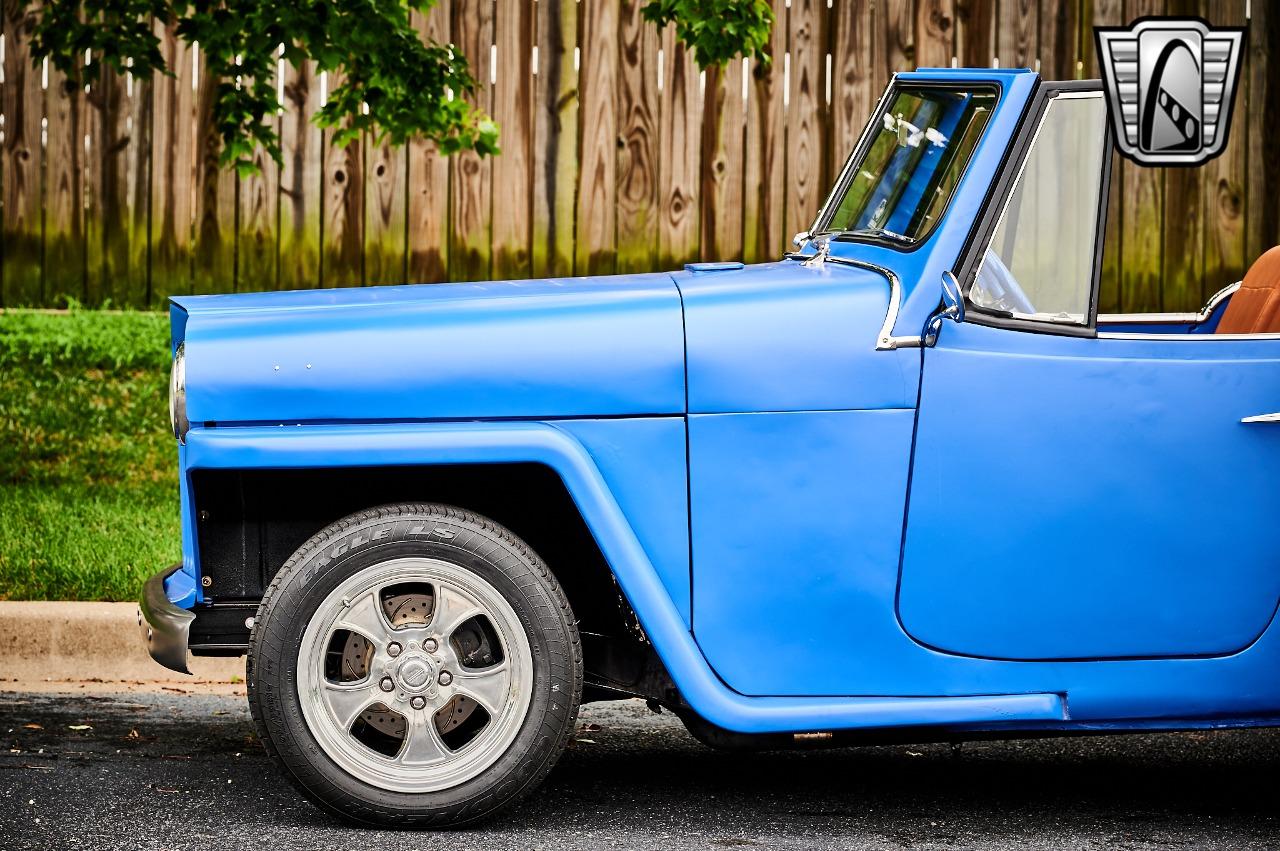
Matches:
[2,690,1278,850]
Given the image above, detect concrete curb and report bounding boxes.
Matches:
[0,601,244,687]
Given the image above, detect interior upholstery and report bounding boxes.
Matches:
[1217,246,1280,334]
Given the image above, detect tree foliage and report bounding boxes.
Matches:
[29,0,775,175]
[640,0,774,71]
[32,0,497,175]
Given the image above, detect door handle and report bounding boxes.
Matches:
[1242,413,1280,423]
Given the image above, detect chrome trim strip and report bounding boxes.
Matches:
[784,252,923,350]
[1241,413,1280,424]
[1098,281,1241,326]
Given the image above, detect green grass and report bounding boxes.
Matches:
[0,308,178,600]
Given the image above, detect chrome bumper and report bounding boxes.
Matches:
[139,563,195,675]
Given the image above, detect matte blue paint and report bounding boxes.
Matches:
[674,261,918,414]
[689,410,915,695]
[553,418,692,626]
[171,273,686,425]
[901,320,1280,660]
[180,421,1065,732]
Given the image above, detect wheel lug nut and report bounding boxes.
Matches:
[438,670,453,686]
[424,638,438,652]
[387,642,402,658]
[410,696,426,710]
[379,676,395,692]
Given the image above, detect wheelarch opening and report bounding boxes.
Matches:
[189,463,675,705]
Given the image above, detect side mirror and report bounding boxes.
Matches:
[940,270,965,324]
[926,271,965,345]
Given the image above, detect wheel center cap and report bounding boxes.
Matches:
[397,657,434,690]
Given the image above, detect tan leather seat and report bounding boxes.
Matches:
[1217,246,1280,334]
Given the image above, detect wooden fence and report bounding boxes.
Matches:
[1,0,1278,313]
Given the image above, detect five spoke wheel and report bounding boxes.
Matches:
[296,557,534,794]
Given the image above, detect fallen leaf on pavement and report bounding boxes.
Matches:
[126,730,140,739]
[21,764,53,772]
[67,725,92,731]
[148,784,180,794]
[22,724,41,730]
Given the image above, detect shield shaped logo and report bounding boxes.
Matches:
[1095,17,1245,166]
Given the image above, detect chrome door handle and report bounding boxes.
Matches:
[1242,413,1280,423]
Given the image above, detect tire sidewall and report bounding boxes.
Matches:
[249,505,580,825]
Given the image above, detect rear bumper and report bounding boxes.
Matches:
[139,563,195,675]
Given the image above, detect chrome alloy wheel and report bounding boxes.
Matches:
[296,557,534,793]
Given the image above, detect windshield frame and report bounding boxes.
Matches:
[810,79,1005,254]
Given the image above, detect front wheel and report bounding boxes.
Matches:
[248,503,582,828]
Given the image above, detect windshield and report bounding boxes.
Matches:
[823,86,998,245]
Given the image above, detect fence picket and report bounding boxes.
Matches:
[449,0,494,282]
[784,0,829,245]
[408,7,451,283]
[576,0,619,275]
[150,18,195,303]
[657,28,701,269]
[617,0,661,273]
[44,61,85,305]
[2,0,44,306]
[742,0,788,262]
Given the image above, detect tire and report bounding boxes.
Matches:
[247,503,582,828]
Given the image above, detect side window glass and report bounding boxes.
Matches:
[971,95,1108,324]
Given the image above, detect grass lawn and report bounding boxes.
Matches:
[0,309,178,600]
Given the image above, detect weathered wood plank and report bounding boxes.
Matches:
[880,0,915,78]
[954,0,995,69]
[657,27,701,269]
[1037,0,1078,79]
[742,0,787,262]
[831,0,875,183]
[364,135,405,286]
[1245,0,1280,264]
[192,54,237,295]
[617,0,661,272]
[238,69,279,292]
[449,0,494,281]
[700,58,746,261]
[129,61,153,305]
[996,0,1037,69]
[408,6,450,283]
[321,69,363,288]
[915,0,956,69]
[44,61,85,304]
[86,63,147,306]
[1199,0,1246,301]
[576,0,618,274]
[1118,0,1164,312]
[784,0,828,246]
[1091,0,1125,312]
[531,0,578,278]
[150,18,196,302]
[279,60,323,290]
[2,0,44,306]
[491,0,534,279]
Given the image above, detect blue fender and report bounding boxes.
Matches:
[182,421,1064,734]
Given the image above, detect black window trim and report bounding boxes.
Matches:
[952,79,1112,340]
[811,77,1006,255]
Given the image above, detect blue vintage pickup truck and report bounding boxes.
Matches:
[140,68,1280,826]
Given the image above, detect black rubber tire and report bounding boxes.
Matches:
[247,503,583,828]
